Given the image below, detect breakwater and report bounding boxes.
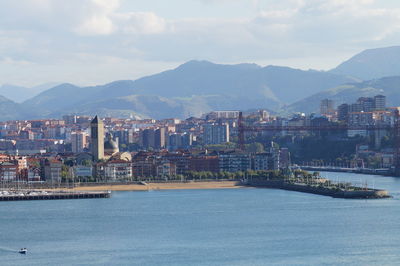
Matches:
[0,190,111,201]
[300,166,392,176]
[242,179,390,199]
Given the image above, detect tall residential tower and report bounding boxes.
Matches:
[90,116,104,161]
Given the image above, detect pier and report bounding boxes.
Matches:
[0,190,111,201]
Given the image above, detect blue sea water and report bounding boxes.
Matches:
[1,172,400,266]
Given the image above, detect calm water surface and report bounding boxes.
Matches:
[1,172,400,265]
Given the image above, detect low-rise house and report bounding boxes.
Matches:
[0,161,18,181]
[96,160,132,181]
[74,166,93,179]
[28,167,41,182]
[41,158,62,183]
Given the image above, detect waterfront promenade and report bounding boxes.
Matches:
[72,181,243,191]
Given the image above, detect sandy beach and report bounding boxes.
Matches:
[72,181,244,191]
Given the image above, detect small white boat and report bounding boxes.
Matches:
[18,248,27,254]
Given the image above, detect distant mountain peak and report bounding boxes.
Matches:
[178,60,261,70]
[330,46,400,80]
[178,60,214,68]
[0,94,15,102]
[359,45,400,54]
[104,80,135,88]
[263,65,296,71]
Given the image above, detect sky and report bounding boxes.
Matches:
[1,0,400,87]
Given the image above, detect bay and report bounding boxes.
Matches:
[1,172,400,265]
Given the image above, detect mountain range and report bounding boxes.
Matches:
[2,46,400,120]
[0,83,60,103]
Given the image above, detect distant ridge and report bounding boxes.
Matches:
[15,60,356,120]
[3,45,400,121]
[285,76,400,114]
[0,82,59,103]
[330,46,400,80]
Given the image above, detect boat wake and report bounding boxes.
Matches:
[0,246,17,253]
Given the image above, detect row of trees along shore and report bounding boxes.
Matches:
[62,169,319,183]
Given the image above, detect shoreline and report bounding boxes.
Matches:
[244,179,390,199]
[71,181,244,191]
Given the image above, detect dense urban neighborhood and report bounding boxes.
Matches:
[0,93,397,183]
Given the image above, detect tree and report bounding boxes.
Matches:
[61,165,71,182]
[246,142,265,153]
[367,156,382,169]
[205,142,236,151]
[81,159,92,166]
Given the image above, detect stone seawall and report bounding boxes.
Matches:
[243,180,390,199]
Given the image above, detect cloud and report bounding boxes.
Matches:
[117,12,166,34]
[1,0,120,35]
[248,0,400,46]
[76,16,115,35]
[74,0,119,35]
[0,57,32,66]
[1,0,400,86]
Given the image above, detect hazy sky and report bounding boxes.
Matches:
[1,0,400,86]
